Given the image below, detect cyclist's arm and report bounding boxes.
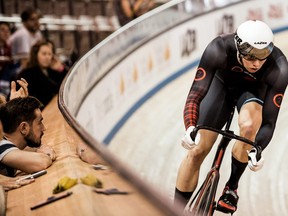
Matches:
[183,36,227,129]
[255,56,288,150]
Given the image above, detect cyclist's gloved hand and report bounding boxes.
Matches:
[181,126,200,150]
[248,145,264,172]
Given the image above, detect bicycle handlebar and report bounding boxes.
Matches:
[191,125,255,147]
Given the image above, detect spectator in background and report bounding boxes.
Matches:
[8,7,43,72]
[0,79,36,190]
[0,22,15,100]
[0,89,33,188]
[0,96,56,177]
[114,0,156,26]
[47,39,70,73]
[17,39,67,107]
[0,22,11,61]
[0,78,29,140]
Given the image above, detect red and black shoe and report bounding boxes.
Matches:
[217,186,239,214]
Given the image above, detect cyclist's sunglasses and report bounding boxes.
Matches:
[242,53,266,61]
[238,41,274,61]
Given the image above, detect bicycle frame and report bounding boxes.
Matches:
[183,107,255,216]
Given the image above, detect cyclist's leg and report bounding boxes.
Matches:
[218,93,263,213]
[175,76,232,208]
[175,130,218,210]
[227,97,262,188]
[176,130,218,189]
[233,99,262,161]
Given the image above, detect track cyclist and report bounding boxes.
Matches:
[174,20,288,214]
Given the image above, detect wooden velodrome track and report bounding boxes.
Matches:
[3,31,288,216]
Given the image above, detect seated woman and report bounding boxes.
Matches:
[17,39,67,107]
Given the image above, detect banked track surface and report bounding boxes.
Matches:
[108,31,288,216]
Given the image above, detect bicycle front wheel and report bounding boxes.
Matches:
[193,171,219,216]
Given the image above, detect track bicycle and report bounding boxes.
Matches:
[183,105,256,216]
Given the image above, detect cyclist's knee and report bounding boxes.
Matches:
[238,121,257,139]
[187,146,209,162]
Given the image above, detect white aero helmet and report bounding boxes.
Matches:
[235,20,274,60]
